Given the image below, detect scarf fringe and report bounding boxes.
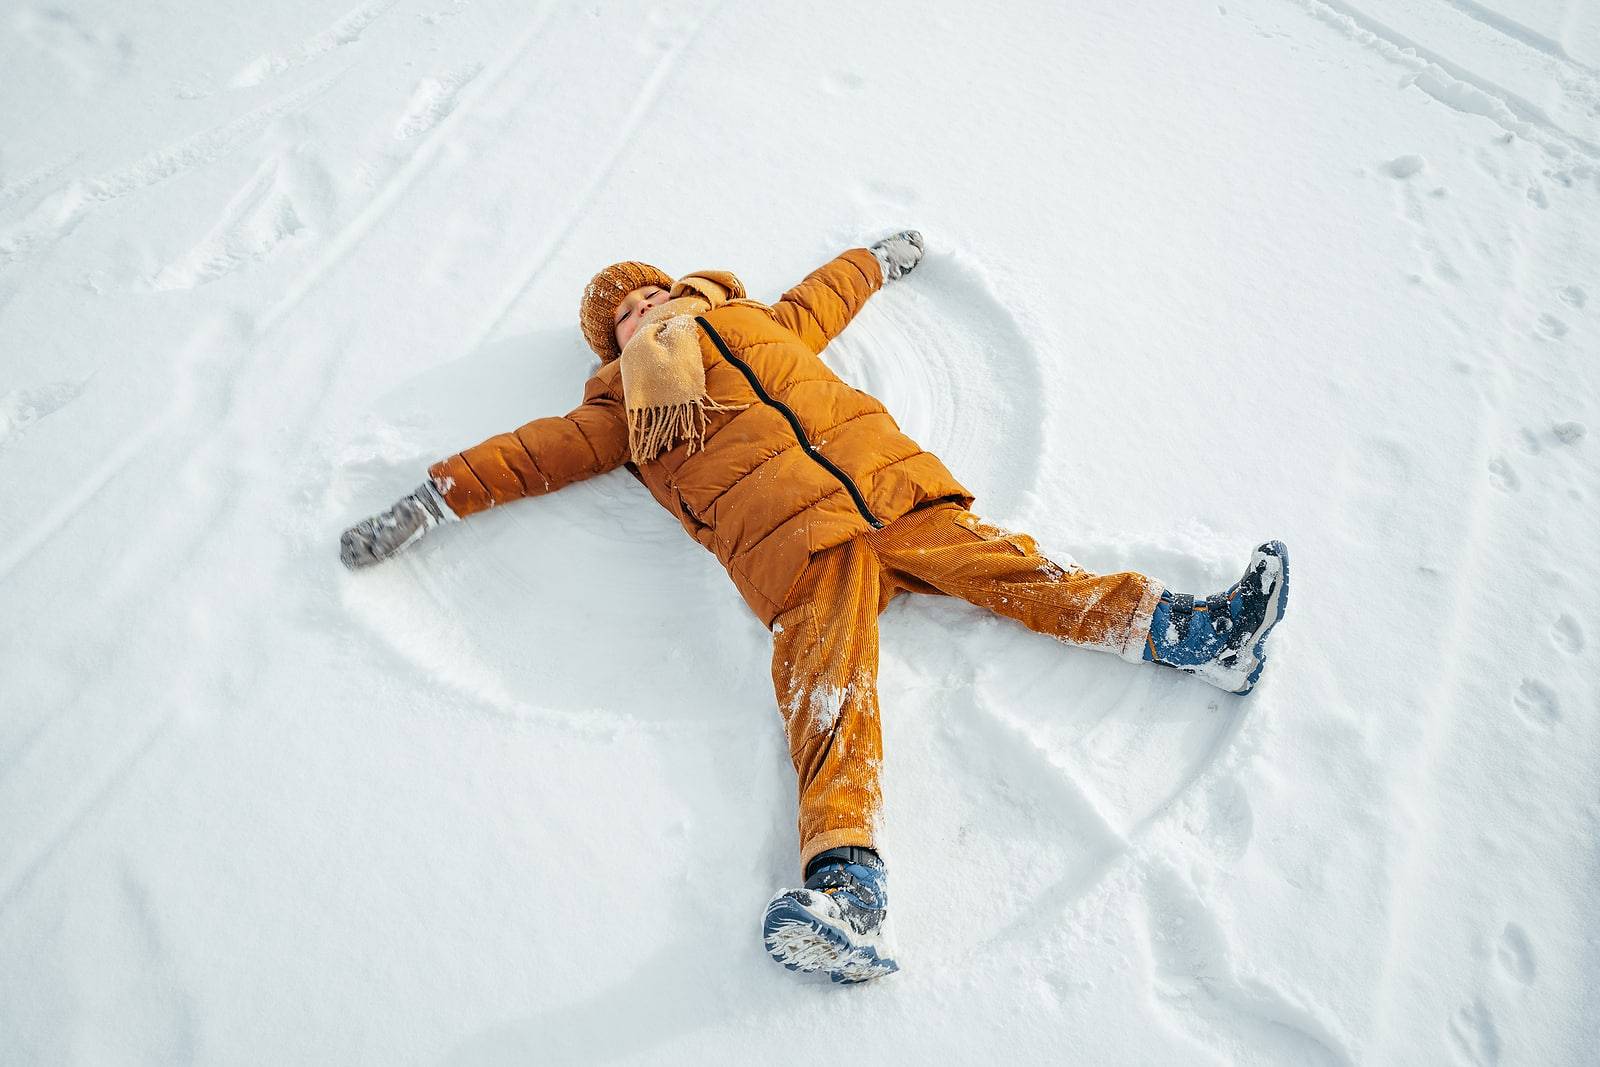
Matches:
[628,395,747,465]
[620,293,747,464]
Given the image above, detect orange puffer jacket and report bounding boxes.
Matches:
[428,248,973,626]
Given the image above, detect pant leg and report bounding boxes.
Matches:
[770,535,888,872]
[866,502,1164,662]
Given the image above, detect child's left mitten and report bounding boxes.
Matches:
[339,480,457,570]
[869,230,925,282]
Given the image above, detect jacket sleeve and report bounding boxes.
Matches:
[767,248,883,354]
[427,373,629,518]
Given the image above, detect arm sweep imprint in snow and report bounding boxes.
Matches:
[336,253,1061,723]
[333,328,768,725]
[818,248,1047,521]
[1137,864,1356,1066]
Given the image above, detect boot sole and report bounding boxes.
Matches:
[1228,540,1290,695]
[763,895,899,984]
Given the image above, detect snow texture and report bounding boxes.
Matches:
[2,0,1599,1063]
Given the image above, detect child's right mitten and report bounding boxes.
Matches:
[339,480,456,569]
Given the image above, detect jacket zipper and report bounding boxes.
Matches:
[695,316,884,529]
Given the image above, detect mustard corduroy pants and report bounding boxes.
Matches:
[770,501,1163,870]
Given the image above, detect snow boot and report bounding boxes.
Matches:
[762,846,899,983]
[1143,541,1290,695]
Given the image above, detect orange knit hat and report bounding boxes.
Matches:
[580,261,675,361]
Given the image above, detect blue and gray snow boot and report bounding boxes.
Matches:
[762,846,899,983]
[1143,541,1290,695]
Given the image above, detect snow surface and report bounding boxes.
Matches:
[3,0,1599,1063]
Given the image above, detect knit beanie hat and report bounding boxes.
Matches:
[581,261,676,362]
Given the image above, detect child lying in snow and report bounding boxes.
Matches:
[339,232,1291,984]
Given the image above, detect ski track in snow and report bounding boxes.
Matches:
[0,0,567,971]
[392,63,484,140]
[226,1,397,90]
[1291,0,1600,168]
[0,70,344,292]
[1435,0,1598,74]
[146,150,332,291]
[1,10,584,911]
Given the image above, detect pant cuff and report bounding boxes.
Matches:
[1118,576,1165,663]
[800,826,877,874]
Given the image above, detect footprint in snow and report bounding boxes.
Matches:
[820,70,865,97]
[1550,614,1585,654]
[0,378,89,448]
[1557,285,1586,310]
[1511,678,1560,724]
[1552,421,1586,444]
[1486,455,1520,493]
[1494,922,1535,985]
[1388,154,1427,179]
[1448,999,1502,1066]
[1535,313,1568,340]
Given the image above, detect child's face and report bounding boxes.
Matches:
[613,284,670,350]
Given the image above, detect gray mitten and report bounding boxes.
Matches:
[869,230,925,282]
[340,480,455,570]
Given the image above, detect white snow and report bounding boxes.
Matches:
[3,0,1599,1063]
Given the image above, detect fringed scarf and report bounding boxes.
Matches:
[618,271,749,465]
